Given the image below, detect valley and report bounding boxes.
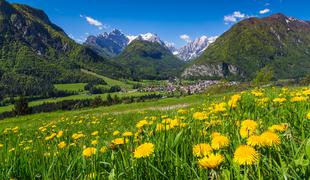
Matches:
[0,0,309,179]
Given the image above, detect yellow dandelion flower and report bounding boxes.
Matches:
[193,112,208,120]
[212,102,227,113]
[307,112,310,119]
[198,154,224,169]
[290,96,307,102]
[112,130,120,136]
[99,146,107,153]
[134,143,155,158]
[83,147,97,157]
[122,131,133,137]
[45,133,57,141]
[268,123,288,133]
[72,133,85,140]
[233,145,259,165]
[136,120,149,129]
[240,120,258,138]
[228,94,241,108]
[211,132,221,138]
[91,140,98,145]
[211,135,230,150]
[303,89,310,95]
[111,138,128,145]
[273,98,287,103]
[192,143,213,157]
[57,141,66,149]
[260,131,281,147]
[91,131,99,136]
[56,131,63,138]
[247,135,264,147]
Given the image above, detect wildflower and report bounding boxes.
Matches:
[0,144,3,148]
[290,96,307,102]
[156,123,165,131]
[198,154,224,169]
[58,141,66,149]
[251,90,264,97]
[193,112,208,120]
[177,109,187,114]
[72,133,85,140]
[99,146,107,153]
[303,89,310,95]
[45,133,57,141]
[136,120,149,129]
[233,145,259,165]
[307,112,310,119]
[208,131,219,138]
[212,102,227,113]
[273,98,286,103]
[192,143,213,157]
[268,123,288,133]
[91,131,99,136]
[240,120,258,138]
[56,131,63,138]
[247,135,264,147]
[111,138,128,145]
[211,135,230,150]
[91,140,98,145]
[112,130,120,136]
[134,143,155,158]
[122,131,133,137]
[228,94,241,108]
[260,131,281,147]
[83,147,97,157]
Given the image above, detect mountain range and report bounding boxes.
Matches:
[84,29,216,61]
[1,0,310,83]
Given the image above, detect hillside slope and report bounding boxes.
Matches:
[114,40,185,80]
[183,13,310,80]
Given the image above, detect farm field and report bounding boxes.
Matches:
[0,87,309,179]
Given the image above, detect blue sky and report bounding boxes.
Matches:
[7,0,310,47]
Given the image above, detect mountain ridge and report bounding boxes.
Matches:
[183,13,310,80]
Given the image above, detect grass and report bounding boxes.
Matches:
[0,87,309,179]
[81,69,135,89]
[0,91,157,113]
[54,83,87,92]
[0,94,206,129]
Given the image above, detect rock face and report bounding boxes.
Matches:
[182,63,242,79]
[84,29,129,57]
[184,13,310,80]
[176,36,218,61]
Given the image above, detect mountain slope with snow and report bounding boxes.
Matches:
[175,36,218,61]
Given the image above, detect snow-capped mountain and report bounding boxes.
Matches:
[85,30,169,56]
[175,36,218,61]
[127,33,165,46]
[84,29,129,56]
[85,29,217,60]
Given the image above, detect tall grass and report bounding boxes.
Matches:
[0,87,309,179]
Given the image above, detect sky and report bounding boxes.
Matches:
[7,0,310,47]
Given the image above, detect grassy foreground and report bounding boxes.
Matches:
[0,87,309,179]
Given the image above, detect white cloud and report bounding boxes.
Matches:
[224,11,248,24]
[180,34,191,43]
[80,15,105,29]
[259,8,270,14]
